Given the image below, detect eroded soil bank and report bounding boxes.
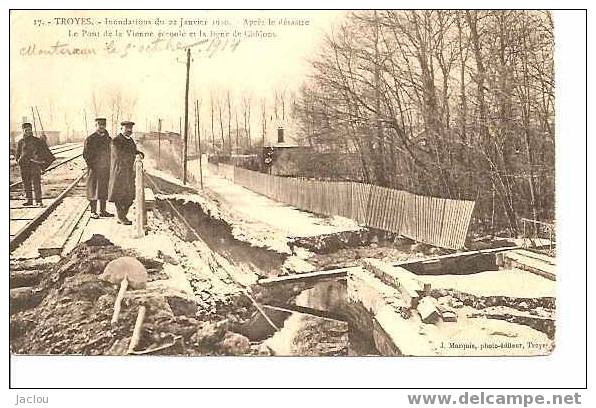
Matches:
[10,235,271,356]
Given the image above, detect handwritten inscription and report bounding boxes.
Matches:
[19,37,240,58]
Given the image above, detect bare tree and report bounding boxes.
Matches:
[294,10,554,235]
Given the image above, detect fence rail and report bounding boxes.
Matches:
[213,164,475,249]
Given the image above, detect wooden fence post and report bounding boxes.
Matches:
[135,155,145,238]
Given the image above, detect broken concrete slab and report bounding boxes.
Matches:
[362,258,427,307]
[417,296,441,323]
[438,306,458,322]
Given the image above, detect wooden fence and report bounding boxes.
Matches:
[214,165,475,249]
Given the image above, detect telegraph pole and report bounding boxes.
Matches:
[31,107,38,136]
[183,48,190,184]
[157,118,162,170]
[35,106,46,135]
[83,109,89,136]
[195,99,204,189]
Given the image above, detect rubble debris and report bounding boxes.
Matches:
[438,306,458,322]
[166,295,199,316]
[429,288,555,312]
[218,331,251,355]
[9,235,262,356]
[280,256,317,276]
[469,312,555,339]
[289,229,372,254]
[362,258,427,307]
[417,296,441,323]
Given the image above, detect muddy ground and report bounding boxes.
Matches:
[10,235,270,356]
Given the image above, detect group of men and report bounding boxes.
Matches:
[15,117,144,225]
[14,122,55,206]
[83,118,144,225]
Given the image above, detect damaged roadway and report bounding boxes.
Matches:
[10,168,556,357]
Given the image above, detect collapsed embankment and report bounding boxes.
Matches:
[10,235,271,356]
[10,168,556,357]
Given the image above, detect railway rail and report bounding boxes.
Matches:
[10,145,88,253]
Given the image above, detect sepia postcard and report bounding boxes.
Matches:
[9,9,557,359]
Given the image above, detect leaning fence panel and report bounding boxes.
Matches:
[212,166,474,249]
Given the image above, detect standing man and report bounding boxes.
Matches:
[108,121,144,225]
[83,117,113,219]
[15,122,43,206]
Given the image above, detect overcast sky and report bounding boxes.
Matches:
[10,10,344,138]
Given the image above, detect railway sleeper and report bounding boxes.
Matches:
[10,286,43,314]
[10,270,42,289]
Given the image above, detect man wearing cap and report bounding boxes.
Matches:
[83,117,113,218]
[108,121,144,225]
[15,123,44,206]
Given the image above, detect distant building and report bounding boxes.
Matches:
[137,130,181,142]
[264,118,301,147]
[261,119,311,176]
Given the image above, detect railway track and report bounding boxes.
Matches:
[10,146,88,254]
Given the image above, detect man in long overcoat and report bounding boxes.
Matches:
[83,117,113,218]
[15,122,49,206]
[108,121,144,225]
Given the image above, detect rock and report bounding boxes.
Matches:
[192,321,226,349]
[417,296,441,324]
[166,295,198,317]
[281,256,316,275]
[437,296,451,305]
[439,307,458,322]
[84,234,114,247]
[10,317,35,339]
[96,294,115,310]
[251,342,272,356]
[450,299,464,309]
[410,242,429,253]
[157,250,179,265]
[428,247,442,255]
[218,331,250,355]
[72,277,113,301]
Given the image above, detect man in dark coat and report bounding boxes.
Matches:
[15,123,46,206]
[108,121,144,225]
[83,117,113,218]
